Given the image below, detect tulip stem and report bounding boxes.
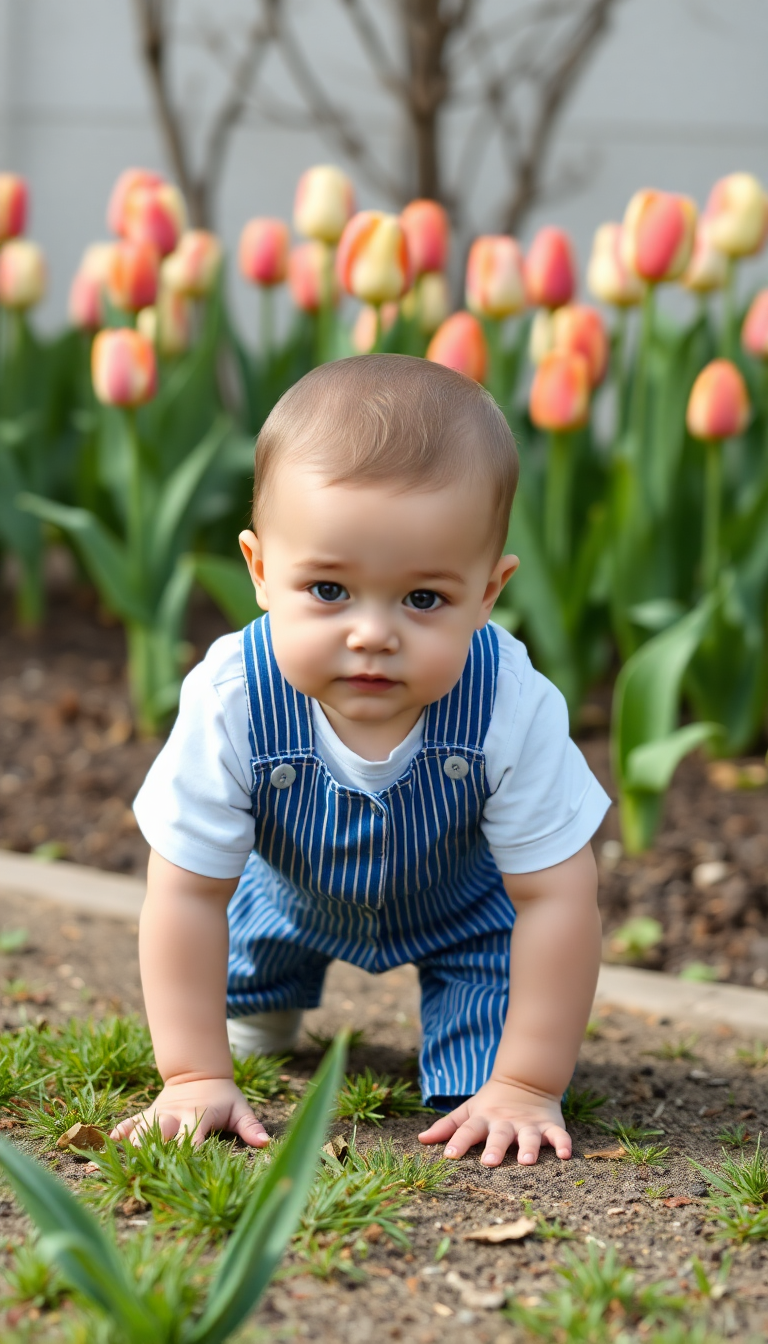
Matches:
[316,244,335,365]
[260,287,274,362]
[721,257,736,359]
[630,284,655,461]
[702,437,722,592]
[545,430,572,571]
[373,304,383,354]
[612,308,627,437]
[125,410,144,592]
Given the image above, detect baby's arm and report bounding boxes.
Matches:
[110,849,269,1148]
[419,842,600,1166]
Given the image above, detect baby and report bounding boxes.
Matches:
[117,353,610,1167]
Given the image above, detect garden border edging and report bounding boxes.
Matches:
[2,851,767,1036]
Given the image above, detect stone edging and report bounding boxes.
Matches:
[2,852,767,1036]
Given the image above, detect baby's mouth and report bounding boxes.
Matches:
[343,674,399,693]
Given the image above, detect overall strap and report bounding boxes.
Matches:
[241,614,313,759]
[423,623,499,750]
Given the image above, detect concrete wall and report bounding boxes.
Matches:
[1,0,767,331]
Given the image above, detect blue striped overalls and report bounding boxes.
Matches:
[227,614,517,1104]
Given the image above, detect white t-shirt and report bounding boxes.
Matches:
[134,622,611,880]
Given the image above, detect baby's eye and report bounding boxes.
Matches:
[404,589,442,611]
[310,582,349,604]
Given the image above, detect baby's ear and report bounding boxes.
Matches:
[239,530,269,608]
[480,552,519,619]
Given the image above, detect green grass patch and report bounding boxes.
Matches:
[562,1087,607,1124]
[689,1135,768,1242]
[334,1068,425,1124]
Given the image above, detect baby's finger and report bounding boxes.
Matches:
[515,1124,544,1165]
[418,1105,469,1145]
[174,1110,210,1146]
[480,1120,518,1167]
[130,1110,178,1146]
[233,1111,271,1148]
[541,1123,572,1160]
[443,1116,489,1159]
[110,1115,139,1141]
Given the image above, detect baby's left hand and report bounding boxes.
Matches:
[417,1077,571,1167]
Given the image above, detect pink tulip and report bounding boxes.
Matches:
[529,350,590,431]
[426,312,488,383]
[525,227,577,309]
[622,190,697,283]
[122,181,186,258]
[336,211,412,305]
[703,173,768,259]
[742,289,768,359]
[91,327,157,406]
[239,218,290,286]
[288,241,339,312]
[0,239,46,309]
[137,289,192,358]
[686,359,750,440]
[107,168,164,236]
[399,199,450,276]
[550,304,608,389]
[466,235,526,320]
[0,174,28,242]
[106,240,159,312]
[162,230,222,297]
[586,223,644,307]
[294,165,355,245]
[68,243,115,329]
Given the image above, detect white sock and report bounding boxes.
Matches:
[227,1008,303,1058]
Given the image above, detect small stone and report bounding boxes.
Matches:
[690,1182,708,1198]
[688,1070,709,1081]
[457,1310,478,1325]
[692,861,728,890]
[600,840,623,871]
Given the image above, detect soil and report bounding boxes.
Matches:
[1,888,768,1341]
[1,585,767,990]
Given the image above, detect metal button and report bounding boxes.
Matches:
[443,755,469,780]
[270,763,296,789]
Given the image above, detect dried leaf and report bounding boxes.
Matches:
[322,1134,350,1162]
[663,1196,693,1208]
[55,1122,106,1151]
[445,1271,507,1310]
[584,1146,626,1160]
[463,1216,537,1243]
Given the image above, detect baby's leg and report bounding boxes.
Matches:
[227,933,331,1057]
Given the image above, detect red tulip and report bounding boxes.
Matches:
[68,243,115,329]
[0,174,28,242]
[686,359,749,440]
[466,235,526,320]
[622,189,697,283]
[294,165,355,245]
[550,304,608,388]
[399,199,450,276]
[287,241,339,312]
[121,181,186,258]
[106,240,159,312]
[0,239,46,309]
[91,327,157,406]
[426,312,487,383]
[529,350,590,431]
[703,173,768,259]
[336,211,412,305]
[107,168,164,236]
[239,218,290,286]
[162,230,222,297]
[586,223,644,307]
[525,227,577,309]
[742,289,768,359]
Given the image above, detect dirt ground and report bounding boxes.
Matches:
[1,887,768,1341]
[1,586,767,991]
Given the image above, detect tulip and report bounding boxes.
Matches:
[107,168,164,236]
[703,173,768,259]
[106,239,159,312]
[426,311,487,383]
[137,289,192,358]
[621,190,697,283]
[400,270,450,335]
[399,199,450,276]
[466,235,526,320]
[91,327,157,407]
[162,230,222,298]
[681,220,728,294]
[741,289,768,359]
[525,227,577,309]
[336,211,412,306]
[122,180,186,258]
[238,218,290,287]
[0,174,28,242]
[586,223,644,307]
[529,349,590,432]
[551,304,608,389]
[0,239,46,309]
[686,358,750,592]
[287,240,339,312]
[352,302,399,354]
[68,242,115,329]
[294,165,355,245]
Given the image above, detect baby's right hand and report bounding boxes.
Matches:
[110,1076,270,1148]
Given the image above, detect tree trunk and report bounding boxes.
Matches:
[400,0,450,205]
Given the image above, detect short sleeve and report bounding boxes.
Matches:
[133,633,256,879]
[481,628,611,873]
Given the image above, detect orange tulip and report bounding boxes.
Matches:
[400,271,450,335]
[586,223,644,307]
[336,211,412,305]
[91,327,157,406]
[525,227,577,309]
[107,168,164,236]
[287,241,339,312]
[622,189,697,283]
[681,220,728,293]
[686,359,750,440]
[294,165,355,245]
[399,199,450,276]
[238,218,290,286]
[0,174,28,242]
[0,239,46,309]
[162,230,222,297]
[529,350,590,431]
[122,180,186,257]
[741,289,768,359]
[466,235,526,320]
[352,302,399,354]
[426,311,487,383]
[550,304,608,388]
[106,240,159,312]
[703,173,768,259]
[68,242,115,329]
[137,289,192,358]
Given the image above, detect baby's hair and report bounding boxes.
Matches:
[252,353,519,558]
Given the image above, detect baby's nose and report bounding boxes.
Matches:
[347,612,399,652]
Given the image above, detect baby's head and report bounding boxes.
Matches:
[240,354,519,747]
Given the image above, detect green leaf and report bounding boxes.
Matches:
[149,416,231,579]
[506,486,579,713]
[624,722,722,792]
[189,1034,346,1344]
[191,554,261,630]
[0,452,41,560]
